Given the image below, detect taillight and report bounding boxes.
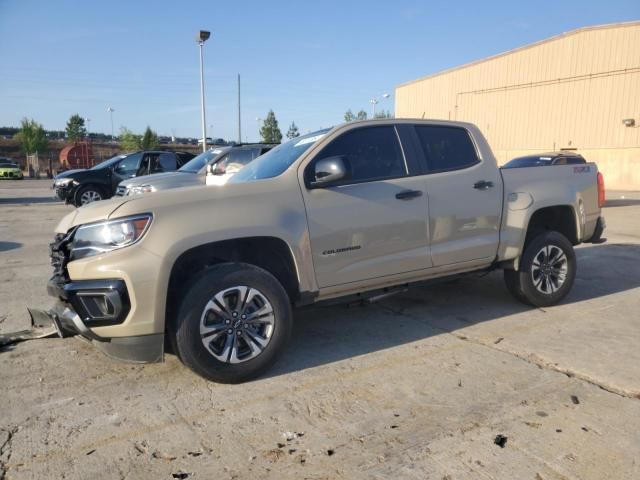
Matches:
[597,172,605,208]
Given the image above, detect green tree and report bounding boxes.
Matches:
[356,110,368,121]
[286,121,300,139]
[119,127,142,151]
[16,118,48,154]
[374,110,393,119]
[65,114,87,142]
[140,126,159,150]
[344,109,355,122]
[260,110,283,143]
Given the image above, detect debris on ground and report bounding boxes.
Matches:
[282,431,304,441]
[494,337,504,344]
[171,472,191,479]
[85,449,96,455]
[494,434,508,448]
[571,395,580,405]
[327,449,335,456]
[264,448,285,462]
[152,450,177,460]
[0,327,57,348]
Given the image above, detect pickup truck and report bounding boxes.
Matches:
[39,119,606,383]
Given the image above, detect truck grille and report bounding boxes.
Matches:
[115,185,127,196]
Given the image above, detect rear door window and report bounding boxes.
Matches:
[313,126,406,184]
[414,126,479,173]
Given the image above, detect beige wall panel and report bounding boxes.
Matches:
[396,22,640,189]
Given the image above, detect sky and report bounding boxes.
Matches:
[0,0,638,142]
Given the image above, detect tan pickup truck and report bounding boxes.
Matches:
[39,119,606,383]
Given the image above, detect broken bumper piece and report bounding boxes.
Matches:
[3,304,164,363]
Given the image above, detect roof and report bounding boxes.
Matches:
[397,21,640,88]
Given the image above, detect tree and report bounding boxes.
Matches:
[374,110,393,119]
[65,114,87,142]
[260,110,283,144]
[119,127,142,151]
[356,110,368,121]
[16,118,48,154]
[344,109,355,122]
[140,126,159,150]
[286,121,300,139]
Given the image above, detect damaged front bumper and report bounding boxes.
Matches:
[25,302,164,363]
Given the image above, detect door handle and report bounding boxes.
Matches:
[395,189,423,200]
[473,180,494,190]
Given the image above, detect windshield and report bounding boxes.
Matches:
[90,155,126,170]
[229,129,330,183]
[502,156,553,168]
[179,148,227,173]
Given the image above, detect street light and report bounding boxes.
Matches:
[256,117,262,141]
[107,106,115,141]
[197,30,211,153]
[370,93,390,118]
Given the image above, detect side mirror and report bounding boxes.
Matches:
[312,156,348,187]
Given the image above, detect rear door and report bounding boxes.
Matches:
[300,124,432,288]
[412,125,502,267]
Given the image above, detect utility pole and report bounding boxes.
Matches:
[237,74,241,144]
[197,30,211,153]
[107,106,115,140]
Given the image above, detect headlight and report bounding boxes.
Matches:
[70,214,152,260]
[126,185,156,195]
[55,178,76,187]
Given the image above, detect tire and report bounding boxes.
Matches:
[75,185,104,207]
[173,263,292,383]
[503,231,576,308]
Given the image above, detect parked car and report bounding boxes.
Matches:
[0,157,23,179]
[503,152,586,168]
[53,150,195,206]
[116,144,275,196]
[37,120,605,383]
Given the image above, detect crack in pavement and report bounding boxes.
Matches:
[0,426,19,480]
[373,303,640,401]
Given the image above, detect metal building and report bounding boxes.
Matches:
[395,21,640,190]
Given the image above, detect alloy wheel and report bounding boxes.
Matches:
[530,245,568,294]
[199,286,275,364]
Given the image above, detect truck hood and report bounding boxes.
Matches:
[54,196,132,234]
[119,171,202,191]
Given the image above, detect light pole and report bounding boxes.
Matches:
[256,117,262,142]
[370,93,390,118]
[85,117,91,138]
[197,30,211,153]
[107,106,115,141]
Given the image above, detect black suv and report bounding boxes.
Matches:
[53,150,194,206]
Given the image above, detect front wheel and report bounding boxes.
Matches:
[75,185,104,207]
[504,231,576,307]
[173,263,292,383]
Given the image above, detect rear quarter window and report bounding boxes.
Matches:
[414,126,479,173]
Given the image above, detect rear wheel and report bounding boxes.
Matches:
[173,263,292,383]
[75,185,104,207]
[504,231,576,307]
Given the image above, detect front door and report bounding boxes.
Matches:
[111,152,144,193]
[300,125,432,288]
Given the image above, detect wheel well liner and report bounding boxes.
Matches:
[165,237,299,328]
[525,205,578,247]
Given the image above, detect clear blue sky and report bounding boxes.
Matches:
[1,0,638,142]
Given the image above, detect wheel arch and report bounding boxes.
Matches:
[524,205,579,249]
[165,236,301,331]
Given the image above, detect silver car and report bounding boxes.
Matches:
[116,144,275,196]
